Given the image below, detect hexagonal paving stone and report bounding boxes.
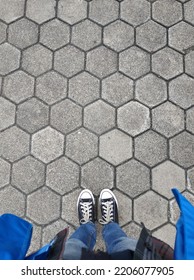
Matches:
[89,0,119,25]
[17,97,49,133]
[12,156,45,194]
[121,0,150,26]
[152,47,183,80]
[26,0,55,24]
[117,159,150,198]
[84,100,115,135]
[51,99,82,134]
[185,0,194,25]
[169,74,194,109]
[0,97,16,131]
[65,128,98,165]
[22,44,52,77]
[58,0,87,25]
[72,19,102,51]
[187,107,194,134]
[81,157,114,195]
[0,43,20,75]
[153,224,176,249]
[152,0,182,27]
[134,191,168,230]
[152,101,184,138]
[119,46,150,79]
[188,167,194,191]
[3,71,34,104]
[170,131,194,168]
[99,129,132,166]
[27,187,60,224]
[36,71,67,105]
[135,73,167,108]
[0,126,30,162]
[104,20,134,52]
[46,157,79,195]
[134,130,167,167]
[169,22,194,54]
[102,72,133,107]
[40,19,70,51]
[28,224,42,253]
[0,185,25,216]
[185,51,194,77]
[113,189,132,226]
[0,0,25,23]
[118,101,150,136]
[0,22,7,44]
[69,72,100,106]
[62,189,81,226]
[136,20,166,52]
[8,18,38,49]
[152,161,185,199]
[32,127,64,164]
[0,158,10,188]
[86,46,117,78]
[54,45,85,78]
[122,222,142,240]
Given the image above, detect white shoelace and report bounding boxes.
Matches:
[99,200,114,225]
[80,201,93,224]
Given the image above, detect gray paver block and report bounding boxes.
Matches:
[8,18,38,49]
[152,0,182,27]
[0,97,16,131]
[0,126,30,162]
[28,224,41,253]
[72,19,102,51]
[32,127,64,164]
[0,43,20,75]
[188,167,194,191]
[187,107,194,134]
[12,156,45,194]
[153,224,176,249]
[185,0,194,25]
[119,46,150,79]
[169,74,194,109]
[118,101,150,136]
[17,97,49,133]
[136,20,167,52]
[0,158,10,188]
[3,70,34,104]
[152,47,183,80]
[84,100,115,135]
[46,157,79,195]
[134,130,167,167]
[170,131,194,168]
[65,128,98,165]
[135,73,167,108]
[114,189,132,226]
[0,22,7,44]
[0,0,25,23]
[122,222,142,240]
[169,22,194,53]
[22,44,52,77]
[26,0,55,24]
[54,45,85,78]
[99,129,132,166]
[102,72,133,107]
[36,71,67,105]
[81,157,114,195]
[62,189,81,226]
[86,46,117,78]
[152,161,185,199]
[104,20,134,52]
[134,191,168,230]
[89,0,119,25]
[152,101,184,138]
[69,72,100,106]
[185,51,194,78]
[51,99,82,134]
[121,0,150,26]
[117,159,150,198]
[58,0,87,25]
[27,186,60,224]
[40,19,70,51]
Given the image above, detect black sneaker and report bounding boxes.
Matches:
[77,189,95,224]
[99,189,119,224]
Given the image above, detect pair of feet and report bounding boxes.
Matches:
[77,189,119,225]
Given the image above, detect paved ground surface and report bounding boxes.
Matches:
[0,0,194,253]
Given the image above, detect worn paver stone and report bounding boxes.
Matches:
[26,0,55,24]
[62,189,81,226]
[153,224,176,249]
[185,0,194,25]
[0,158,10,188]
[0,0,25,23]
[113,190,132,226]
[0,97,16,131]
[187,107,194,134]
[188,168,194,192]
[185,51,194,77]
[0,43,20,75]
[0,22,7,44]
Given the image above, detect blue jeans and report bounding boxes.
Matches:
[63,222,137,260]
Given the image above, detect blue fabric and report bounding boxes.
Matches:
[172,188,194,260]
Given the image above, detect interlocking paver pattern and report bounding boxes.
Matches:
[1,0,194,252]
